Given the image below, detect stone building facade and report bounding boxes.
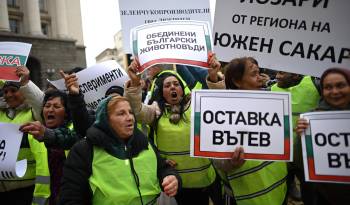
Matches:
[95,30,129,70]
[0,0,86,88]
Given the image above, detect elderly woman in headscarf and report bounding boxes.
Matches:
[59,95,180,204]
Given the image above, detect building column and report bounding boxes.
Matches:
[55,0,69,38]
[25,0,42,35]
[0,0,10,31]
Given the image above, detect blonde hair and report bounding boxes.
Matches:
[107,96,130,116]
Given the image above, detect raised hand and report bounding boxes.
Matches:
[16,66,30,86]
[60,70,79,95]
[127,59,141,87]
[207,52,221,82]
[19,121,46,142]
[295,118,309,136]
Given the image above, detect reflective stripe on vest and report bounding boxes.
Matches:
[156,107,216,188]
[89,144,161,205]
[0,108,36,184]
[29,123,74,205]
[28,134,50,205]
[227,161,287,205]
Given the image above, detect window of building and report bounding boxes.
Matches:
[9,19,19,33]
[7,0,17,7]
[39,0,47,12]
[41,22,50,36]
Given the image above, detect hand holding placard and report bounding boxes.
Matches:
[0,123,27,179]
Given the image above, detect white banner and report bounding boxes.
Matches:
[213,0,350,77]
[0,123,27,179]
[49,60,129,110]
[119,0,211,53]
[0,42,31,81]
[131,20,212,73]
[191,90,292,161]
[301,111,350,184]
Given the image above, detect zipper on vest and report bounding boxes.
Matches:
[124,145,129,166]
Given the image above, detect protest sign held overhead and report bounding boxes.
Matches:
[119,0,211,53]
[49,60,129,110]
[301,111,350,184]
[191,90,292,161]
[0,42,31,81]
[131,20,212,73]
[213,0,350,77]
[0,123,27,179]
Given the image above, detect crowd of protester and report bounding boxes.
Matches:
[0,49,349,205]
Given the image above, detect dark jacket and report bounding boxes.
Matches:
[67,93,95,137]
[59,97,181,205]
[311,99,350,205]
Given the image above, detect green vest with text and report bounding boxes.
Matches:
[156,107,216,188]
[227,161,287,205]
[89,144,161,205]
[0,108,36,191]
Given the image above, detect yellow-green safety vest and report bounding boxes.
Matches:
[89,144,161,205]
[271,76,320,165]
[226,161,287,205]
[156,107,216,188]
[29,123,73,205]
[0,108,36,191]
[28,134,50,205]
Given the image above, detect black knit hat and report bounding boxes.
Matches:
[105,86,124,97]
[2,81,21,90]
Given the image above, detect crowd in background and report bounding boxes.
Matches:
[0,52,349,205]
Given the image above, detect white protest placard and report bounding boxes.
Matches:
[191,90,292,161]
[0,42,31,81]
[213,0,350,77]
[49,60,129,110]
[131,20,212,73]
[301,111,350,184]
[119,0,211,53]
[0,123,27,179]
